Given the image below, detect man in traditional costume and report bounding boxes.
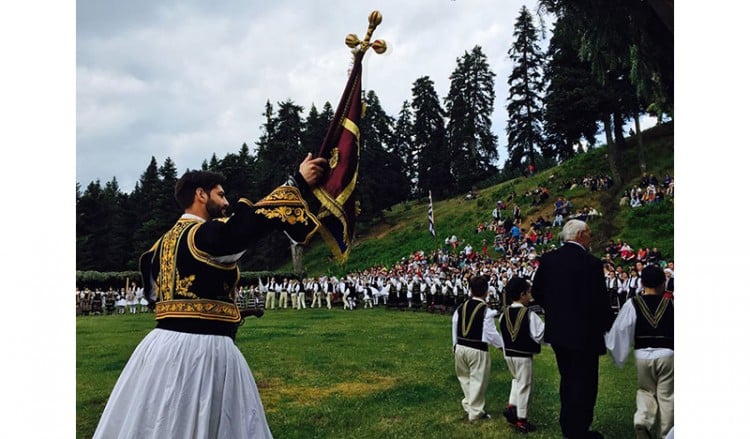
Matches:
[93,154,326,438]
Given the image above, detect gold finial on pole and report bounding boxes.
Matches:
[344,10,387,56]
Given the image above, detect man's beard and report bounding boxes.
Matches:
[206,199,226,219]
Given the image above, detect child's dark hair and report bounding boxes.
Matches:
[469,275,489,297]
[505,277,529,302]
[640,265,666,289]
[174,170,226,209]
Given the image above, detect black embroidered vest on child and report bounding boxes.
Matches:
[499,306,541,357]
[456,299,488,351]
[633,294,674,350]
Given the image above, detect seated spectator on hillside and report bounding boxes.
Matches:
[649,247,663,265]
[636,247,648,262]
[464,243,474,258]
[605,240,619,258]
[534,216,551,230]
[450,235,459,254]
[552,197,565,227]
[539,187,549,202]
[494,236,506,255]
[662,173,672,187]
[542,229,554,246]
[630,196,642,208]
[525,229,538,246]
[620,242,636,261]
[640,172,650,187]
[511,223,521,240]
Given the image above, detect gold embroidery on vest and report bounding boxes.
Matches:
[634,295,670,328]
[461,301,486,337]
[155,299,241,323]
[502,306,527,342]
[156,219,195,302]
[175,273,198,299]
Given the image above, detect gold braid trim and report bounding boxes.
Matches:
[155,299,241,323]
[461,301,486,337]
[156,219,195,302]
[502,306,528,342]
[254,186,316,226]
[634,295,671,329]
[253,186,320,245]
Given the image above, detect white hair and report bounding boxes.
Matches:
[560,219,588,241]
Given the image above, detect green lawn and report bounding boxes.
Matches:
[77,308,638,438]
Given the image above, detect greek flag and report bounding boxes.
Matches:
[428,190,436,238]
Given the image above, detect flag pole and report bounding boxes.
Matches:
[428,190,437,253]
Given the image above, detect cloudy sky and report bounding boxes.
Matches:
[77,0,559,192]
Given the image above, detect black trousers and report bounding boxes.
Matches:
[552,345,600,439]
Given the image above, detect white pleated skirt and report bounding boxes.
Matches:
[93,328,273,439]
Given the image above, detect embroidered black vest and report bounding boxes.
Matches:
[499,306,541,357]
[633,294,674,350]
[456,299,488,351]
[144,219,242,338]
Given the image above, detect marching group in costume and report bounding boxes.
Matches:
[85,217,674,438]
[450,220,674,439]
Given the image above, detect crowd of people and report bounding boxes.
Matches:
[76,285,149,316]
[621,172,673,208]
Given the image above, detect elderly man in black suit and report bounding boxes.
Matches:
[531,219,615,439]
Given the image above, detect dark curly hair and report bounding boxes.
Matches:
[174,170,226,210]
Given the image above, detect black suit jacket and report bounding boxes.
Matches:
[532,242,615,354]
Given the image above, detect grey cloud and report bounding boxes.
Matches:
[77,0,543,193]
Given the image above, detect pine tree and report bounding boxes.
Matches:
[255,99,304,194]
[77,178,133,271]
[445,45,498,190]
[391,101,416,196]
[543,15,600,160]
[410,76,452,199]
[212,144,256,203]
[76,180,103,270]
[130,157,168,260]
[301,102,333,155]
[506,6,547,175]
[358,90,409,220]
[539,0,673,118]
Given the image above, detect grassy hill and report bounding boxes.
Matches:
[284,122,674,277]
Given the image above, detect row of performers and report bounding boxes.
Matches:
[235,274,530,312]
